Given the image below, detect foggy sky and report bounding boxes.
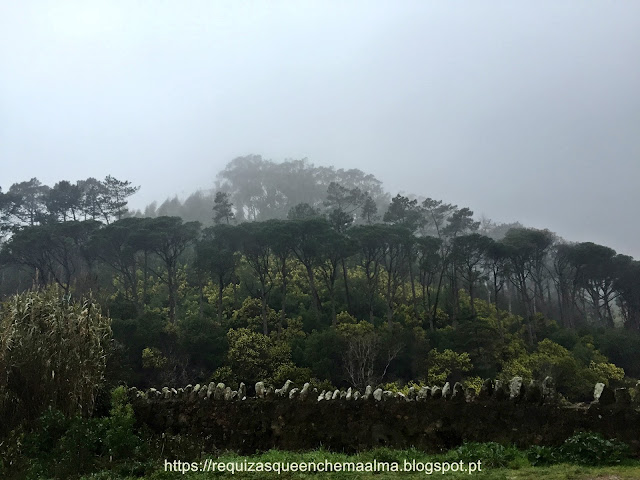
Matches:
[1,1,639,257]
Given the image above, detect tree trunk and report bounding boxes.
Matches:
[305,264,321,319]
[341,258,351,312]
[218,278,224,323]
[261,293,269,335]
[167,263,176,323]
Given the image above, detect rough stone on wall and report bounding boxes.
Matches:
[364,386,373,400]
[509,377,524,401]
[542,376,556,403]
[441,382,451,399]
[373,388,383,401]
[299,383,310,401]
[239,382,247,400]
[206,382,215,399]
[451,382,464,402]
[417,386,430,401]
[276,380,293,397]
[593,383,615,406]
[214,383,225,401]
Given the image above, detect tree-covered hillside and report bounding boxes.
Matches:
[1,158,639,409]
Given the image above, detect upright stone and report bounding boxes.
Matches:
[346,387,353,401]
[255,381,266,399]
[509,377,524,401]
[353,391,361,400]
[417,386,430,401]
[224,386,232,401]
[441,382,451,399]
[289,388,299,400]
[299,383,310,401]
[373,388,383,401]
[364,385,373,400]
[325,391,333,401]
[542,376,556,403]
[282,380,293,397]
[451,382,465,402]
[207,382,216,399]
[331,389,340,400]
[238,382,247,400]
[191,384,200,399]
[214,383,225,400]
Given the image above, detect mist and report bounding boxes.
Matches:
[1,1,639,256]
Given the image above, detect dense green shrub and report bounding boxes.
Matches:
[558,432,630,466]
[527,432,631,466]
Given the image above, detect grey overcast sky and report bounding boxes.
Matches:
[1,1,639,257]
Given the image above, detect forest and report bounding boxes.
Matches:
[2,156,640,477]
[2,156,639,403]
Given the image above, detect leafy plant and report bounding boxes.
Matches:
[559,432,630,466]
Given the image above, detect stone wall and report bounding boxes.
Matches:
[128,378,640,455]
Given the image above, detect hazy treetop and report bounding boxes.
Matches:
[1,1,639,256]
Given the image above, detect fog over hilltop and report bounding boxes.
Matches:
[1,1,639,257]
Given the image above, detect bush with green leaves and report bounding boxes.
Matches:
[526,445,560,466]
[425,348,472,385]
[527,432,631,467]
[558,432,630,466]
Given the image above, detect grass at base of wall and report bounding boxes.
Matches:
[74,447,640,480]
[79,464,640,480]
